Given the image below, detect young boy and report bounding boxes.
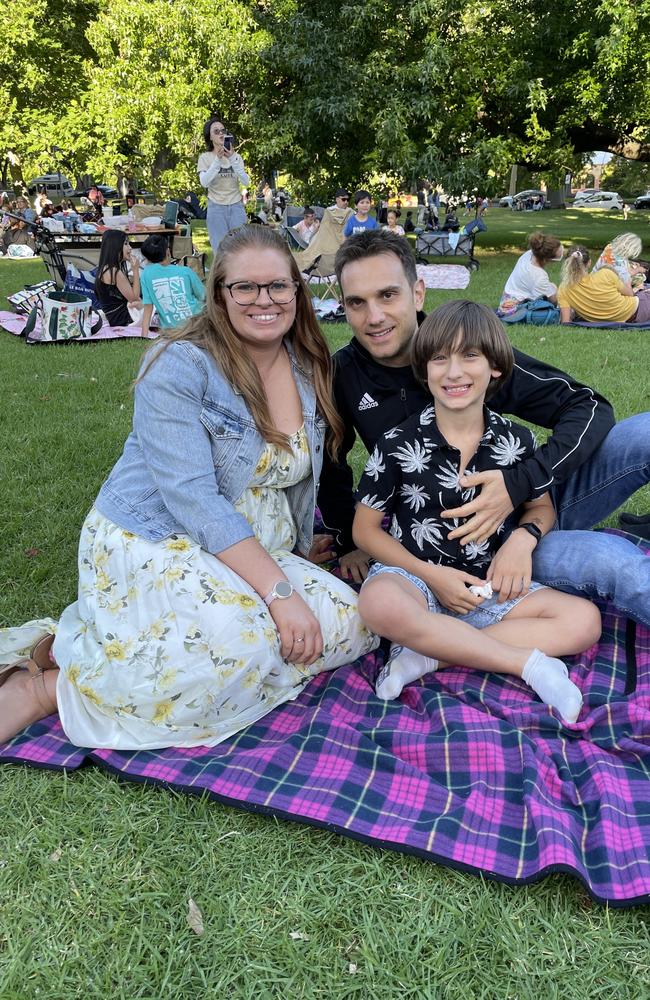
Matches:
[343,190,380,238]
[139,234,205,335]
[352,300,600,722]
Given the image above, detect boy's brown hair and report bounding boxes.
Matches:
[410,300,514,399]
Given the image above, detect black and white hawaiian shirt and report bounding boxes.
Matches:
[355,403,538,576]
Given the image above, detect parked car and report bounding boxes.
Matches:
[634,194,650,210]
[26,174,75,200]
[573,191,623,211]
[572,188,597,205]
[73,183,119,200]
[498,195,513,208]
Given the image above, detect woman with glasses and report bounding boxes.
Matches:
[0,226,377,749]
[198,115,250,253]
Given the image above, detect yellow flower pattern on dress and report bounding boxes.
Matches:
[54,425,378,749]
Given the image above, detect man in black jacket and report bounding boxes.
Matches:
[317,230,650,626]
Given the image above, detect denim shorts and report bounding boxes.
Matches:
[364,562,546,629]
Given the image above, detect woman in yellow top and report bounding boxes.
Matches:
[558,245,650,324]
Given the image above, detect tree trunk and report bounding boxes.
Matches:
[546,188,565,208]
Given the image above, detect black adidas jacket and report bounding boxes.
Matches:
[317,327,615,553]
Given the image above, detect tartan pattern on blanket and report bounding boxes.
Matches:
[1,532,649,907]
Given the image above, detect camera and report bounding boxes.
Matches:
[223,133,235,152]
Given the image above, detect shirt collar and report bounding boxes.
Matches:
[418,403,498,449]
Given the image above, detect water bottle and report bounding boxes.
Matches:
[127,208,136,232]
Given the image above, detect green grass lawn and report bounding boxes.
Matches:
[1,212,649,999]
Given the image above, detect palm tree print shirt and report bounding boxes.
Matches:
[356,405,537,576]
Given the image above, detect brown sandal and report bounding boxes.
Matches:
[0,634,56,688]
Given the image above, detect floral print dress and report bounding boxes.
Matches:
[54,426,377,749]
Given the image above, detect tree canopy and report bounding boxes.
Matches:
[3,0,649,198]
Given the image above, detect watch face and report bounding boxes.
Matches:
[275,580,294,599]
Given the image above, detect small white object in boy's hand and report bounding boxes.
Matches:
[469,581,493,599]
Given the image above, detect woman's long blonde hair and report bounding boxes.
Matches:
[560,245,590,287]
[609,232,643,260]
[140,225,344,459]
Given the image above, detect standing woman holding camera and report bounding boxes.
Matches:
[198,115,250,253]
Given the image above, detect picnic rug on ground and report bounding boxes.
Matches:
[568,318,650,329]
[1,531,649,908]
[0,309,157,343]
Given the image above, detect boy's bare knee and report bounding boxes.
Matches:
[583,601,602,646]
[570,598,602,649]
[358,578,401,630]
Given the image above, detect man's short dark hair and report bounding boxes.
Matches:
[141,234,169,264]
[335,229,418,290]
[410,300,513,399]
[335,187,350,198]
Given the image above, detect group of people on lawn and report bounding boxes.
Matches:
[498,230,650,325]
[1,121,648,750]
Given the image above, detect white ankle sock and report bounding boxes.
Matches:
[375,644,438,701]
[521,648,583,723]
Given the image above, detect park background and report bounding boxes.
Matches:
[3,0,650,203]
[2,2,650,998]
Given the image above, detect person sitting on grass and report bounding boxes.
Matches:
[139,234,205,335]
[558,245,650,325]
[497,233,563,319]
[95,229,142,327]
[440,208,459,232]
[0,212,36,255]
[352,300,601,720]
[592,233,646,292]
[343,190,380,237]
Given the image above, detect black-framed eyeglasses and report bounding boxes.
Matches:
[224,280,299,305]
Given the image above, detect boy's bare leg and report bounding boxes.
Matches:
[0,669,59,744]
[358,576,584,720]
[359,576,532,676]
[481,589,601,656]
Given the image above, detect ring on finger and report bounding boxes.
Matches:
[295,636,305,643]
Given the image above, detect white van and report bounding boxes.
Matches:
[26,174,75,200]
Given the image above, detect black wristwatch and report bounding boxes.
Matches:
[517,522,543,544]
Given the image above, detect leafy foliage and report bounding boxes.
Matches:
[2,0,649,198]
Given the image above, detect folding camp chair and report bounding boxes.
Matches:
[300,253,339,300]
[282,226,309,251]
[291,206,352,299]
[30,227,100,288]
[282,204,305,228]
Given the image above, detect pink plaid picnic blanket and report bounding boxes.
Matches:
[1,532,649,907]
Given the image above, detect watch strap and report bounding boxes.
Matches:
[518,522,543,543]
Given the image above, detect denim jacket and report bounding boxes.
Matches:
[95,339,326,556]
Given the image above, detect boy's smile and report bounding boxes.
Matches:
[427,343,501,415]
